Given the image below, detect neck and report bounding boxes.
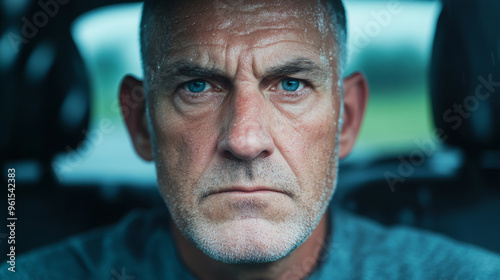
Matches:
[171,214,329,280]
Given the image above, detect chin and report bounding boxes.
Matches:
[187,217,314,264]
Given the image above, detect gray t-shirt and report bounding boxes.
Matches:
[2,206,500,279]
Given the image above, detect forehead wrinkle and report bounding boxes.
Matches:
[172,27,307,42]
[210,11,304,32]
[249,39,319,51]
[212,1,277,13]
[168,30,317,57]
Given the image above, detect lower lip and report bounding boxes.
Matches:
[203,191,289,213]
[215,190,283,195]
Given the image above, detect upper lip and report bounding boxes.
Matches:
[205,186,287,197]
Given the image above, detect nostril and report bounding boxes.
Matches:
[222,149,239,160]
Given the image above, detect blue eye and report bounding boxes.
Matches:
[281,78,301,91]
[186,79,208,93]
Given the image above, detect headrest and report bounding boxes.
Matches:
[0,2,90,162]
[430,0,500,152]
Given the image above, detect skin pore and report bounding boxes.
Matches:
[120,0,368,279]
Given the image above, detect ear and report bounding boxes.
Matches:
[119,75,153,161]
[339,72,369,159]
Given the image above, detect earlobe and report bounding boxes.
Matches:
[119,75,153,161]
[338,72,369,159]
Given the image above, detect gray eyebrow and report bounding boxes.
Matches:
[178,64,226,78]
[263,58,328,80]
[163,61,226,79]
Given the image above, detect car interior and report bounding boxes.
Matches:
[1,0,499,262]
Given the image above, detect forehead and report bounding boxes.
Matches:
[167,0,329,34]
[146,0,336,73]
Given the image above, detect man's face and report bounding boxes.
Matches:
[144,0,341,263]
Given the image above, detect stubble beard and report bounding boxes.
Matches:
[155,145,339,264]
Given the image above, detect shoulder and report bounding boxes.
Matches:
[0,208,178,279]
[318,208,500,279]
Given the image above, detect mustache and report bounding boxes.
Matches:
[197,159,300,199]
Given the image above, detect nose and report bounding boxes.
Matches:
[217,86,275,161]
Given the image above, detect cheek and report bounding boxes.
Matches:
[151,107,219,195]
[276,103,338,195]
